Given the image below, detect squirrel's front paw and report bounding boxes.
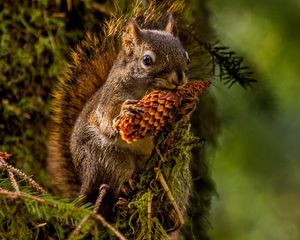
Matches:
[121,99,143,117]
[120,178,137,197]
[113,99,141,130]
[115,178,137,211]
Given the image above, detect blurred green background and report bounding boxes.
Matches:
[209,0,300,239]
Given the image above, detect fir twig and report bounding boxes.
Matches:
[0,189,47,204]
[8,171,20,193]
[155,168,184,227]
[205,42,257,88]
[90,214,127,240]
[94,184,109,213]
[0,157,47,194]
[147,189,153,240]
[68,184,115,240]
[0,188,127,240]
[184,25,256,88]
[68,215,91,240]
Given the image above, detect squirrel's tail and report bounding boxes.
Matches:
[47,0,187,198]
[47,33,119,197]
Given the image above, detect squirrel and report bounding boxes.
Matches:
[47,15,190,210]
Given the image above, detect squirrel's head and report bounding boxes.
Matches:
[120,16,190,91]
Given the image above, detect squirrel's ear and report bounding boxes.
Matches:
[122,19,141,54]
[165,14,178,37]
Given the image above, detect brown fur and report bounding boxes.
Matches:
[47,1,216,239]
[48,33,119,198]
[47,18,190,207]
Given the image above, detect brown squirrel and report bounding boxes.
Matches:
[47,15,190,209]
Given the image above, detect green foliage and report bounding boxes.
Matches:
[0,0,113,187]
[0,121,201,239]
[0,165,97,240]
[0,187,97,239]
[0,0,222,239]
[99,122,201,239]
[116,123,198,239]
[0,0,67,186]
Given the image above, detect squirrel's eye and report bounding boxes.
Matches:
[141,50,156,69]
[142,55,153,66]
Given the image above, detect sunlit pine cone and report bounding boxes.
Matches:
[114,80,211,143]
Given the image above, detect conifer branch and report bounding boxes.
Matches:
[8,171,20,193]
[0,188,127,240]
[205,41,257,88]
[0,156,47,195]
[68,184,111,240]
[184,24,256,88]
[94,184,110,213]
[90,214,128,240]
[0,189,47,204]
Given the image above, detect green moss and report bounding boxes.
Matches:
[0,0,111,189]
[0,0,68,188]
[0,120,202,240]
[108,122,202,239]
[0,1,218,239]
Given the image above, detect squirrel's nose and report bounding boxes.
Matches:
[168,70,187,88]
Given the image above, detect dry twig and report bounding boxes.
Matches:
[8,171,20,193]
[0,157,47,194]
[0,188,47,203]
[94,184,109,213]
[67,184,124,240]
[154,167,184,227]
[147,189,153,240]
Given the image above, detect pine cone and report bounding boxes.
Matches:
[114,80,210,143]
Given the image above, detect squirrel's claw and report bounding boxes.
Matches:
[112,100,142,130]
[120,99,144,118]
[123,110,136,118]
[120,178,137,196]
[123,99,139,105]
[117,177,138,209]
[122,99,142,113]
[116,197,129,211]
[128,178,137,191]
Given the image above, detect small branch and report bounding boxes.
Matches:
[156,146,166,162]
[183,24,256,88]
[8,171,20,193]
[68,184,112,240]
[90,213,127,240]
[147,189,153,240]
[94,184,109,213]
[0,158,47,194]
[67,215,90,240]
[0,189,127,240]
[0,189,47,204]
[67,0,72,11]
[154,168,184,227]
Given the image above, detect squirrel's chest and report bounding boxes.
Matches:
[117,136,155,166]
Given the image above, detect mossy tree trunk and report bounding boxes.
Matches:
[0,0,219,239]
